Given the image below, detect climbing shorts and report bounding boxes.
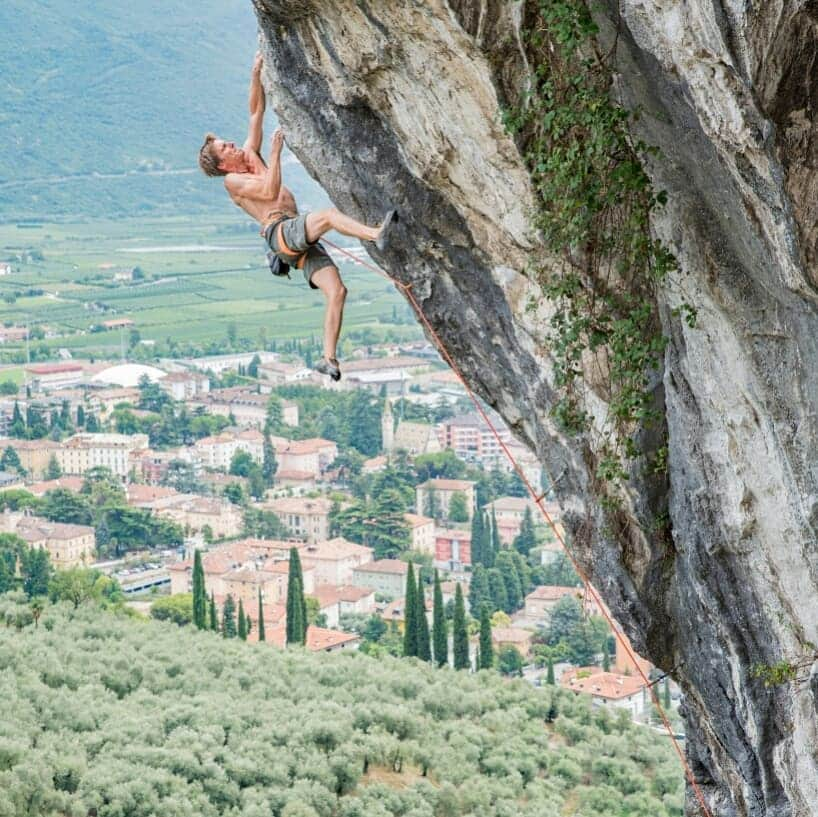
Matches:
[263,213,336,289]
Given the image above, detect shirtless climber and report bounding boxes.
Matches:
[197,52,397,381]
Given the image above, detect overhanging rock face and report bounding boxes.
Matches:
[253,2,818,814]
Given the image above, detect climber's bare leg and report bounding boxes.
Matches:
[311,265,347,362]
[305,207,380,243]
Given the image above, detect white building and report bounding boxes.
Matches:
[58,432,150,477]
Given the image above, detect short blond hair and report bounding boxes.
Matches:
[198,133,226,177]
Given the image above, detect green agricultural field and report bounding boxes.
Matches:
[0,215,421,360]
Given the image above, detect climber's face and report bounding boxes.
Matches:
[213,139,246,172]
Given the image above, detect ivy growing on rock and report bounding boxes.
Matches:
[505,0,695,503]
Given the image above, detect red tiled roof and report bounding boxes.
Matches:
[354,558,408,575]
[526,585,582,602]
[561,667,645,700]
[25,363,84,375]
[254,624,360,650]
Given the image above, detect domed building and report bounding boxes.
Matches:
[91,363,167,388]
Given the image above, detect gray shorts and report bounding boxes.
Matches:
[264,214,336,289]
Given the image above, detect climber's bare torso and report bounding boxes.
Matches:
[213,136,299,228]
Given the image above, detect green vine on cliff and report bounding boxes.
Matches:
[505,0,695,501]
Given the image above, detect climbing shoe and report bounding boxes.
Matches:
[375,209,399,252]
[314,357,341,381]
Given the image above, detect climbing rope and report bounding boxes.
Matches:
[323,237,714,817]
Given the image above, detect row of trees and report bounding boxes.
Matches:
[6,398,100,441]
[401,567,495,672]
[189,547,306,646]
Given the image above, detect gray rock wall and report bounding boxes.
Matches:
[252,1,818,814]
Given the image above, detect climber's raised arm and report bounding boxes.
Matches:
[261,128,284,200]
[244,51,265,155]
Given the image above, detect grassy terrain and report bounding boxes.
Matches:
[0,215,420,360]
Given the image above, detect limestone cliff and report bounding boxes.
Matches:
[252,2,818,815]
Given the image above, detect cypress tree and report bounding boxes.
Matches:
[209,591,218,631]
[496,551,523,613]
[469,565,491,615]
[490,507,501,564]
[487,567,508,613]
[76,404,85,426]
[222,594,237,638]
[470,507,484,566]
[513,506,537,557]
[510,549,532,596]
[262,432,278,486]
[452,583,469,670]
[257,588,266,642]
[402,562,418,657]
[602,642,611,671]
[432,570,447,667]
[287,578,305,646]
[192,549,206,629]
[478,604,493,670]
[546,656,556,685]
[12,401,22,426]
[238,599,247,640]
[416,572,431,662]
[663,677,671,709]
[481,509,494,568]
[286,548,307,645]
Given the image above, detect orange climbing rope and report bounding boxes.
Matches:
[323,238,713,817]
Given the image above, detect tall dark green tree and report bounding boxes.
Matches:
[546,656,556,685]
[452,583,469,670]
[222,594,237,638]
[602,642,611,671]
[432,570,447,667]
[209,591,218,631]
[487,568,508,613]
[513,506,537,557]
[348,391,381,456]
[44,454,61,480]
[496,550,523,613]
[470,507,485,566]
[257,589,266,642]
[663,677,671,709]
[191,549,207,630]
[416,572,431,662]
[469,565,491,615]
[510,549,533,596]
[237,599,247,640]
[76,404,85,427]
[489,507,501,566]
[478,604,493,670]
[265,395,283,433]
[21,547,51,597]
[402,562,418,658]
[286,547,307,645]
[262,431,278,486]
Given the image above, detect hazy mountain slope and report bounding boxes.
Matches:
[0,0,325,219]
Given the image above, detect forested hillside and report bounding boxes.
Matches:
[0,593,683,816]
[0,0,324,219]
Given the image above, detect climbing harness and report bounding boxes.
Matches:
[322,237,714,817]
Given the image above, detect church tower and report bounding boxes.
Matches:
[382,397,394,454]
